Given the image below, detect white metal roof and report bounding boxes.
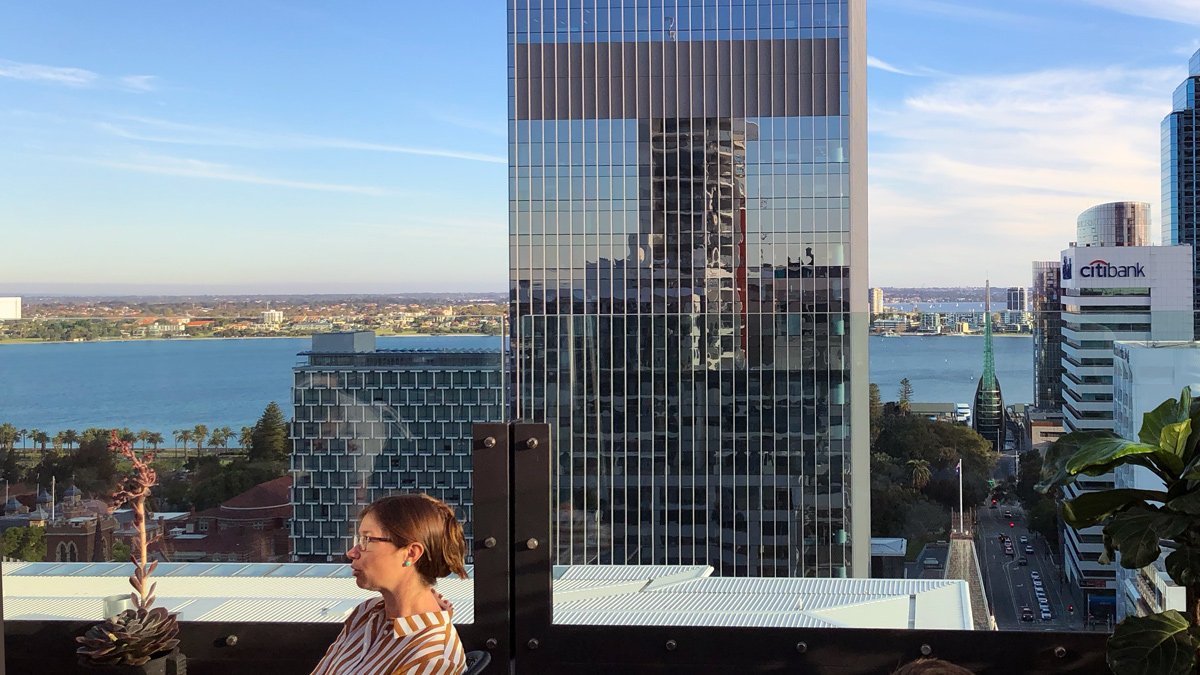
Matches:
[2,562,971,630]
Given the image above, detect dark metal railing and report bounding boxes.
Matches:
[2,422,1111,674]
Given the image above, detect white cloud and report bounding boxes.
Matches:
[1075,0,1200,26]
[867,56,921,77]
[83,153,388,195]
[98,115,506,163]
[869,66,1180,286]
[0,59,98,87]
[119,75,158,92]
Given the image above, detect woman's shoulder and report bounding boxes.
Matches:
[345,597,385,624]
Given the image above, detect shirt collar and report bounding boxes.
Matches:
[390,609,452,637]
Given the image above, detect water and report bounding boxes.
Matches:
[0,336,501,437]
[0,334,1031,435]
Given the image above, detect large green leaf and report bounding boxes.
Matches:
[1165,547,1200,587]
[1065,436,1177,478]
[1107,610,1199,675]
[1037,430,1117,493]
[1166,489,1200,515]
[1062,489,1169,529]
[1104,505,1190,569]
[1160,419,1193,466]
[1140,390,1191,447]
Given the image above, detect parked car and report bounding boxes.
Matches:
[1017,557,1028,566]
[1030,571,1041,580]
[1041,609,1053,621]
[1019,536,1028,544]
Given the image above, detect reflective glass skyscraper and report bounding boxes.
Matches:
[508,0,868,578]
[1163,49,1200,334]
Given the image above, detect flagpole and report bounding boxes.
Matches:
[958,455,964,534]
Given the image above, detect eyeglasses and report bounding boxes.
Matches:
[353,534,393,551]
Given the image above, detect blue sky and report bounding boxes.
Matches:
[0,2,1197,294]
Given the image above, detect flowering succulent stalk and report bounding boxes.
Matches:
[76,430,179,666]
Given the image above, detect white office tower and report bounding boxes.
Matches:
[0,297,20,320]
[1057,243,1193,615]
[1112,341,1200,621]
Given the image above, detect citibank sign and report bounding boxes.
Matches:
[1079,259,1145,278]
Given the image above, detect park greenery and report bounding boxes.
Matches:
[1038,388,1200,675]
[869,381,998,557]
[0,402,291,535]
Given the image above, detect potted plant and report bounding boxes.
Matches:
[1038,388,1200,675]
[76,430,183,674]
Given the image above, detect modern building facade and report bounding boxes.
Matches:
[1032,261,1064,411]
[1112,341,1200,621]
[1005,286,1027,312]
[508,0,868,577]
[1162,49,1200,335]
[0,297,20,320]
[972,281,1005,450]
[1057,244,1193,614]
[290,332,504,562]
[869,287,883,316]
[1076,202,1150,249]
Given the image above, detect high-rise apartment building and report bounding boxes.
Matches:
[0,297,20,320]
[1077,202,1150,248]
[1057,244,1192,615]
[869,287,883,315]
[1163,49,1200,335]
[289,332,503,562]
[1005,286,1027,312]
[1032,262,1063,412]
[508,0,868,577]
[1112,341,1200,621]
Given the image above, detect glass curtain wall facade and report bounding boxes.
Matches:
[1076,202,1149,249]
[1032,261,1063,411]
[508,0,868,578]
[1163,50,1200,336]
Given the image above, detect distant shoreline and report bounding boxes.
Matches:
[873,333,1031,338]
[0,333,493,346]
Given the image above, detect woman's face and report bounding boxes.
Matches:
[346,512,404,591]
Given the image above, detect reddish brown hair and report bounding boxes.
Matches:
[361,493,468,586]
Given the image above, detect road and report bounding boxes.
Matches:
[977,503,1080,630]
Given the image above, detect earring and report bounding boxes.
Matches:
[403,560,412,567]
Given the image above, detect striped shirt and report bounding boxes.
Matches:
[311,598,466,675]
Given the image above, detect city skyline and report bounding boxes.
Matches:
[1,2,1198,293]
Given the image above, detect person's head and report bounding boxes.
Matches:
[347,493,468,591]
[892,657,975,675]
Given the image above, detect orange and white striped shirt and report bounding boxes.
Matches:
[311,598,466,675]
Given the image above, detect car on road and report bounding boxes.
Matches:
[1021,607,1034,622]
[1004,546,1014,556]
[1041,609,1053,621]
[1017,557,1028,566]
[1019,535,1028,543]
[1024,545,1035,554]
[1004,510,1013,518]
[1030,571,1041,580]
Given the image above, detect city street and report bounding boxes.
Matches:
[977,503,1078,630]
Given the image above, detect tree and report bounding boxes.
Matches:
[1038,388,1200,674]
[32,430,48,454]
[192,424,209,455]
[238,426,253,451]
[897,378,914,414]
[218,426,233,451]
[111,539,131,563]
[62,429,79,453]
[2,526,45,561]
[136,430,151,449]
[0,423,17,455]
[906,459,932,490]
[2,446,19,483]
[147,432,163,450]
[249,402,289,462]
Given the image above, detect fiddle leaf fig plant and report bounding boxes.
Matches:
[1038,388,1200,675]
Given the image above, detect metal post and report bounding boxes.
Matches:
[511,422,552,673]
[471,423,513,673]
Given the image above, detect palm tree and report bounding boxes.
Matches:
[906,459,932,490]
[219,426,233,451]
[178,430,194,462]
[208,428,226,452]
[52,432,65,453]
[18,428,28,452]
[147,432,163,451]
[136,430,151,449]
[32,430,48,454]
[238,426,254,452]
[62,429,79,453]
[172,429,187,461]
[192,424,209,456]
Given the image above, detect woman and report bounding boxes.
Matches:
[312,493,469,675]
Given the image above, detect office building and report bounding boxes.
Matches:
[972,281,1005,450]
[508,0,868,577]
[1076,202,1149,248]
[1162,49,1200,335]
[290,332,503,562]
[1057,245,1192,615]
[1032,261,1064,411]
[0,297,20,320]
[869,287,884,315]
[1112,341,1200,621]
[1005,287,1027,312]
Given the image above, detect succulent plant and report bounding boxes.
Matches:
[76,606,180,666]
[76,430,181,667]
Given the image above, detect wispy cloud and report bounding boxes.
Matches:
[874,0,1033,25]
[867,56,923,77]
[118,75,158,92]
[1075,0,1200,26]
[82,153,387,195]
[98,115,506,163]
[870,66,1179,286]
[0,59,98,87]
